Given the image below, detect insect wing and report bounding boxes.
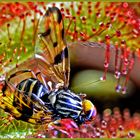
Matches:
[36,7,70,88]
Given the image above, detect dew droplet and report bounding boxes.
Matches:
[100,76,106,81]
[114,71,121,79]
[124,58,129,65]
[96,12,101,18]
[122,69,127,75]
[121,87,127,94]
[123,2,128,8]
[104,61,109,68]
[111,131,117,138]
[128,131,135,138]
[17,55,20,60]
[116,30,121,37]
[115,85,121,93]
[99,22,104,28]
[100,130,105,137]
[92,28,96,32]
[118,125,124,131]
[101,120,107,129]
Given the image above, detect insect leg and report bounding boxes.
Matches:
[35,72,48,88]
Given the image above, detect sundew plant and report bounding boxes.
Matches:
[0,2,140,138]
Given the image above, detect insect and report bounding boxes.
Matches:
[0,7,97,127]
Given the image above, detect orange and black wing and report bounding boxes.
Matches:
[35,7,70,89]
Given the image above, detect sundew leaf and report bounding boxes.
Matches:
[0,109,35,138]
[0,2,140,138]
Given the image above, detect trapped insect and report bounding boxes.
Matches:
[0,7,96,127]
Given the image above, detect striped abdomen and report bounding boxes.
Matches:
[16,78,49,98]
[13,78,49,121]
[52,90,83,120]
